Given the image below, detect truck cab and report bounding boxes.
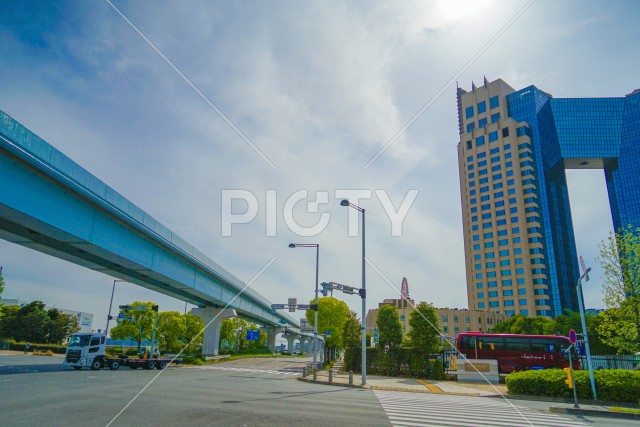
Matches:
[64,332,107,370]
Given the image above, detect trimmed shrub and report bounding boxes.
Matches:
[506,369,640,403]
[4,340,67,354]
[343,347,447,380]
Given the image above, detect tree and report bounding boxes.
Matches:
[598,225,640,307]
[597,226,640,354]
[46,308,79,344]
[376,304,403,349]
[181,312,204,353]
[407,302,440,354]
[493,314,553,335]
[109,301,157,352]
[306,297,349,353]
[157,311,185,354]
[342,310,362,349]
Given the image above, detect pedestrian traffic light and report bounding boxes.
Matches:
[564,367,573,389]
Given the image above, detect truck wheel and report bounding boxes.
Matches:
[108,360,120,370]
[73,366,82,370]
[145,360,156,370]
[156,361,167,370]
[90,358,103,370]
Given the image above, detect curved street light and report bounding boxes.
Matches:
[340,199,367,385]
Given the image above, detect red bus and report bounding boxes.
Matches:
[456,332,580,373]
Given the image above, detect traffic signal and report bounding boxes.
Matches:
[119,305,132,312]
[320,282,332,296]
[564,367,573,389]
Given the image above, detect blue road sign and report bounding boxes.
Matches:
[326,330,331,337]
[118,313,124,319]
[246,330,259,341]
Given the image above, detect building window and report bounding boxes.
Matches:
[504,300,514,307]
[489,301,499,308]
[478,302,485,309]
[491,112,500,123]
[467,123,475,133]
[519,299,528,305]
[477,292,484,299]
[465,106,474,119]
[488,281,497,287]
[488,291,498,297]
[476,135,485,146]
[502,127,510,137]
[479,118,487,128]
[502,279,512,286]
[476,282,484,289]
[516,126,528,137]
[518,288,527,295]
[503,290,513,296]
[500,260,510,266]
[478,101,486,114]
[486,261,496,268]
[501,269,512,276]
[489,131,498,142]
[490,96,499,109]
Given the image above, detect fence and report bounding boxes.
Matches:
[579,354,639,370]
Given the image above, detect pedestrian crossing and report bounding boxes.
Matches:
[374,390,588,427]
[194,365,301,376]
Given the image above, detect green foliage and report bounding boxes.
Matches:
[376,305,403,349]
[598,225,640,307]
[597,304,640,354]
[596,226,640,354]
[0,301,79,344]
[218,317,267,353]
[182,312,204,352]
[407,302,440,354]
[342,310,362,349]
[506,369,640,403]
[157,311,186,354]
[2,339,67,354]
[343,347,447,380]
[109,301,156,352]
[305,297,350,349]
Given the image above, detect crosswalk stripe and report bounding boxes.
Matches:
[374,390,588,427]
[194,365,300,376]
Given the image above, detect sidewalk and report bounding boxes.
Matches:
[298,370,640,420]
[298,370,506,396]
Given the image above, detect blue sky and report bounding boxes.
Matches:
[1,0,638,329]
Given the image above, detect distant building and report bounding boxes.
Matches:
[1,298,93,333]
[365,278,510,340]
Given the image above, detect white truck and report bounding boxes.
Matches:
[64,332,171,370]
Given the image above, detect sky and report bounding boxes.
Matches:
[1,0,639,332]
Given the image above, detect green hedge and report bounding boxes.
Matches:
[2,340,67,354]
[344,347,446,380]
[506,369,640,403]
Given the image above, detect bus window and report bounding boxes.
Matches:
[504,337,529,352]
[459,335,473,350]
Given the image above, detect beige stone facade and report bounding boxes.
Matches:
[365,298,509,340]
[457,78,551,317]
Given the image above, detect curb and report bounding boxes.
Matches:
[297,377,365,388]
[550,406,640,420]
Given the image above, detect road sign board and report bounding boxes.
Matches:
[296,304,311,310]
[569,329,577,344]
[246,330,259,341]
[271,304,286,310]
[118,313,124,319]
[288,298,297,312]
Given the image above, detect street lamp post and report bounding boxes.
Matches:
[289,243,320,371]
[577,267,597,400]
[105,279,127,335]
[340,199,366,385]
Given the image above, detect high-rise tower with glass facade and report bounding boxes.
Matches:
[457,78,640,317]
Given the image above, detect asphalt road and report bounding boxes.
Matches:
[1,355,637,427]
[0,355,388,427]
